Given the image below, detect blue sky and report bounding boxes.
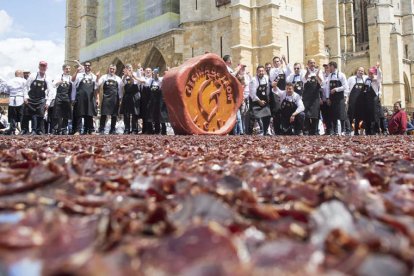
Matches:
[0,0,66,79]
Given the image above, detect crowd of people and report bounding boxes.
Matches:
[0,55,412,136]
[0,61,168,135]
[224,55,412,136]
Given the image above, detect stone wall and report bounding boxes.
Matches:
[65,0,414,108]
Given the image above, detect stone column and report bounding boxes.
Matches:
[79,0,98,49]
[367,0,402,107]
[65,0,81,65]
[322,0,340,67]
[345,0,355,52]
[401,0,414,109]
[231,0,254,68]
[339,0,347,53]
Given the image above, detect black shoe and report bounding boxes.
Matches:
[20,130,28,135]
[3,129,14,135]
[36,131,44,135]
[61,130,68,135]
[109,129,116,135]
[124,129,130,135]
[132,129,138,135]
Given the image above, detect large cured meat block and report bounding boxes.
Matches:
[163,53,243,135]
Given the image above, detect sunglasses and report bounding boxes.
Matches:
[294,68,300,70]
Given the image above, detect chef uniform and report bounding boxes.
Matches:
[120,72,140,134]
[146,74,165,134]
[269,66,292,91]
[272,87,305,135]
[140,75,153,134]
[363,68,382,135]
[327,70,349,135]
[302,69,322,135]
[249,75,272,135]
[347,74,367,135]
[97,73,123,134]
[3,76,27,135]
[287,72,305,98]
[72,72,98,134]
[22,73,54,135]
[52,73,73,134]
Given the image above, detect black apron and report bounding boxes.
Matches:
[139,80,151,120]
[24,74,47,117]
[251,77,271,119]
[302,76,320,119]
[280,97,297,133]
[329,76,346,120]
[101,78,120,116]
[348,77,365,121]
[292,75,304,97]
[363,79,379,123]
[148,80,162,123]
[53,75,72,119]
[120,78,140,116]
[75,74,97,117]
[160,92,169,123]
[276,72,286,90]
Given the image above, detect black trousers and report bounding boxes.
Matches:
[332,120,345,135]
[76,116,94,134]
[152,122,167,135]
[8,105,23,132]
[261,116,271,135]
[99,115,116,133]
[304,117,319,135]
[53,118,69,134]
[272,112,282,135]
[320,101,332,134]
[22,115,44,134]
[124,114,138,133]
[282,113,305,135]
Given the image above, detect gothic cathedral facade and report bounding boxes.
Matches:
[65,0,414,109]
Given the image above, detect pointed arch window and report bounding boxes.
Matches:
[354,0,369,47]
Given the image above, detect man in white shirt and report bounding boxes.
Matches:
[272,82,305,135]
[72,61,99,135]
[223,55,242,77]
[347,67,367,135]
[140,67,153,134]
[120,64,141,134]
[302,59,323,135]
[52,64,73,135]
[0,107,8,133]
[2,70,27,135]
[249,65,272,135]
[364,63,382,135]
[144,68,166,134]
[320,64,332,134]
[22,61,54,135]
[269,55,292,91]
[97,64,123,135]
[326,61,349,135]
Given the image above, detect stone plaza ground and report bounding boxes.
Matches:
[0,135,414,275]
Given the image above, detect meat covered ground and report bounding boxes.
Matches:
[0,135,414,275]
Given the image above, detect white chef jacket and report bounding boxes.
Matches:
[272,87,305,115]
[348,75,368,92]
[97,74,123,99]
[249,75,269,102]
[364,68,382,96]
[4,77,27,106]
[71,72,98,101]
[269,66,292,83]
[24,73,55,106]
[325,70,349,98]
